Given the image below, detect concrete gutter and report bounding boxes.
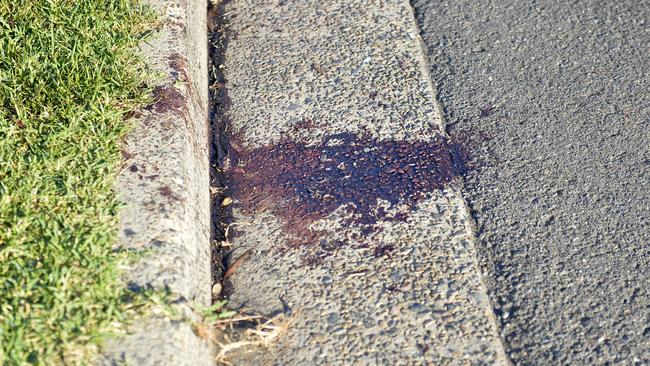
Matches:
[220,0,510,364]
[99,0,213,364]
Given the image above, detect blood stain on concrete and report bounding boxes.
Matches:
[158,185,179,201]
[151,85,185,115]
[228,132,457,247]
[168,53,190,82]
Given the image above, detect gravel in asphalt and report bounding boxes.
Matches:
[412,0,650,364]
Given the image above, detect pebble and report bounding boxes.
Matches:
[321,275,333,285]
[327,313,340,325]
[212,283,222,297]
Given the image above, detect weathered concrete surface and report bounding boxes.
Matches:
[101,0,213,364]
[412,0,650,364]
[220,0,508,364]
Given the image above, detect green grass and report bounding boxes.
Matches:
[0,1,157,364]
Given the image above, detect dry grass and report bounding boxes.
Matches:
[196,300,293,365]
[213,314,293,365]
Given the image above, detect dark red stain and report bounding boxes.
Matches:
[158,185,178,201]
[168,53,190,82]
[292,117,317,131]
[228,133,455,246]
[123,109,143,121]
[151,85,185,115]
[373,244,396,258]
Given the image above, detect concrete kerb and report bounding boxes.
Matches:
[100,0,213,364]
[407,4,514,364]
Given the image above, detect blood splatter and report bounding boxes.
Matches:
[228,132,456,246]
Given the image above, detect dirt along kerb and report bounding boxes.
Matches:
[227,132,455,248]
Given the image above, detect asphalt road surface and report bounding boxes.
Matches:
[412,0,650,364]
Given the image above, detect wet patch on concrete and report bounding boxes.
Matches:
[447,121,497,176]
[151,85,185,115]
[228,133,456,246]
[158,185,179,201]
[168,53,190,82]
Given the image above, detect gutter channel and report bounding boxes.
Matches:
[207,0,233,302]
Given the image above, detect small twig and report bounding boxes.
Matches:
[215,340,258,361]
[223,221,251,240]
[223,248,254,280]
[213,315,265,325]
